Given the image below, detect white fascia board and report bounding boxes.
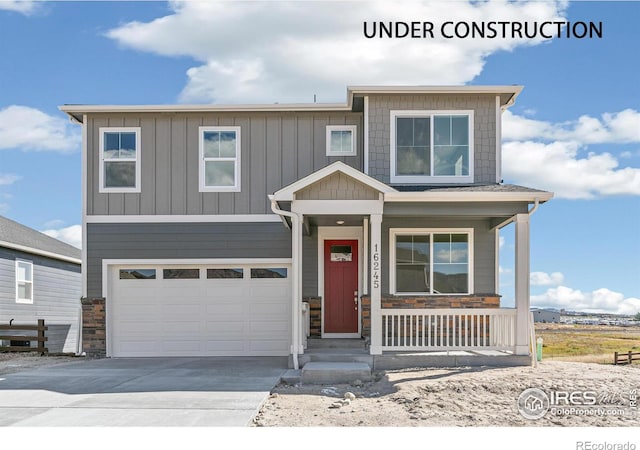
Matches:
[384,191,554,203]
[86,214,282,223]
[0,241,81,265]
[59,102,353,123]
[272,161,396,201]
[348,85,523,105]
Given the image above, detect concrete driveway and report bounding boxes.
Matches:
[0,357,287,426]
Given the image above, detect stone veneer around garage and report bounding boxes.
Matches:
[81,297,106,357]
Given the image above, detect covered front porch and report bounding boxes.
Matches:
[270,162,551,369]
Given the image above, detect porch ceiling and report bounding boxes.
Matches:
[306,215,367,228]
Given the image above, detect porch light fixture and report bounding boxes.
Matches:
[336,220,345,225]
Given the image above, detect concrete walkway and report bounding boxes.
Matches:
[0,356,287,426]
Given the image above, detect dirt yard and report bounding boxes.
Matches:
[0,352,78,376]
[253,361,640,427]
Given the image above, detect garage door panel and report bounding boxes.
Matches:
[110,263,291,357]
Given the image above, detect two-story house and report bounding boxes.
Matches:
[61,85,552,368]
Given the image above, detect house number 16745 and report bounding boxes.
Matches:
[372,244,380,289]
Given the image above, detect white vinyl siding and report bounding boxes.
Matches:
[390,110,474,184]
[199,126,241,192]
[99,127,141,193]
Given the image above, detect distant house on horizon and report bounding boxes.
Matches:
[0,215,82,354]
[531,308,561,323]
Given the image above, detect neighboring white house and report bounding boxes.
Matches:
[531,308,561,323]
[0,215,82,354]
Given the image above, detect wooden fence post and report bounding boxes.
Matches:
[37,319,45,355]
[629,350,633,365]
[614,351,619,365]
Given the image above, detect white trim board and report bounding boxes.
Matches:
[86,214,282,223]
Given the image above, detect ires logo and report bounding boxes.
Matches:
[518,388,604,420]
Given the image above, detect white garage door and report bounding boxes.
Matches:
[109,263,291,357]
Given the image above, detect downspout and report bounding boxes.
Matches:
[269,196,301,370]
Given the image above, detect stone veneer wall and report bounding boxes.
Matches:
[81,297,106,357]
[360,295,500,338]
[305,297,322,337]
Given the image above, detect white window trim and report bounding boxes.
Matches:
[15,259,34,304]
[326,125,357,157]
[389,228,474,296]
[199,126,242,193]
[390,110,474,184]
[99,127,141,193]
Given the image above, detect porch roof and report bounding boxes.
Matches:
[271,161,397,202]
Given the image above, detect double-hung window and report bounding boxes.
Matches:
[326,125,357,156]
[390,229,472,295]
[99,127,141,192]
[16,260,33,304]
[390,111,473,184]
[199,126,241,192]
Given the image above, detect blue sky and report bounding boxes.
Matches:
[0,0,638,315]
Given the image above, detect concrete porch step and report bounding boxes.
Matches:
[301,362,372,385]
[306,338,367,350]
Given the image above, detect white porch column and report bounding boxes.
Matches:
[295,213,304,355]
[514,213,531,355]
[369,213,383,355]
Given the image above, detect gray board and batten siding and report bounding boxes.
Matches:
[367,93,499,184]
[86,112,363,216]
[86,222,292,299]
[0,247,81,353]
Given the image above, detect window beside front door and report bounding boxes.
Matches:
[390,229,472,295]
[390,111,473,184]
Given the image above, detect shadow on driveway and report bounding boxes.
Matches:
[0,356,288,427]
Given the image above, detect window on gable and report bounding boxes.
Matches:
[326,125,357,156]
[391,230,472,295]
[199,126,241,192]
[16,260,33,304]
[99,127,141,193]
[391,111,473,184]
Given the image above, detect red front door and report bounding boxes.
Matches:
[324,240,358,334]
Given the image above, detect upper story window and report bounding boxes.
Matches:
[390,111,473,184]
[326,125,357,156]
[99,127,141,193]
[199,126,241,192]
[16,259,33,304]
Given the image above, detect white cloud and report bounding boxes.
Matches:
[42,224,82,249]
[502,109,640,198]
[532,286,640,315]
[503,109,640,144]
[0,173,21,186]
[107,1,567,104]
[0,105,80,153]
[530,271,564,287]
[499,236,505,249]
[0,1,39,15]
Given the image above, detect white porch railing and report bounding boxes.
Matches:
[381,308,516,352]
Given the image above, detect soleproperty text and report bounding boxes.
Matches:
[363,21,603,39]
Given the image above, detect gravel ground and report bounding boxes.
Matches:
[0,352,79,375]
